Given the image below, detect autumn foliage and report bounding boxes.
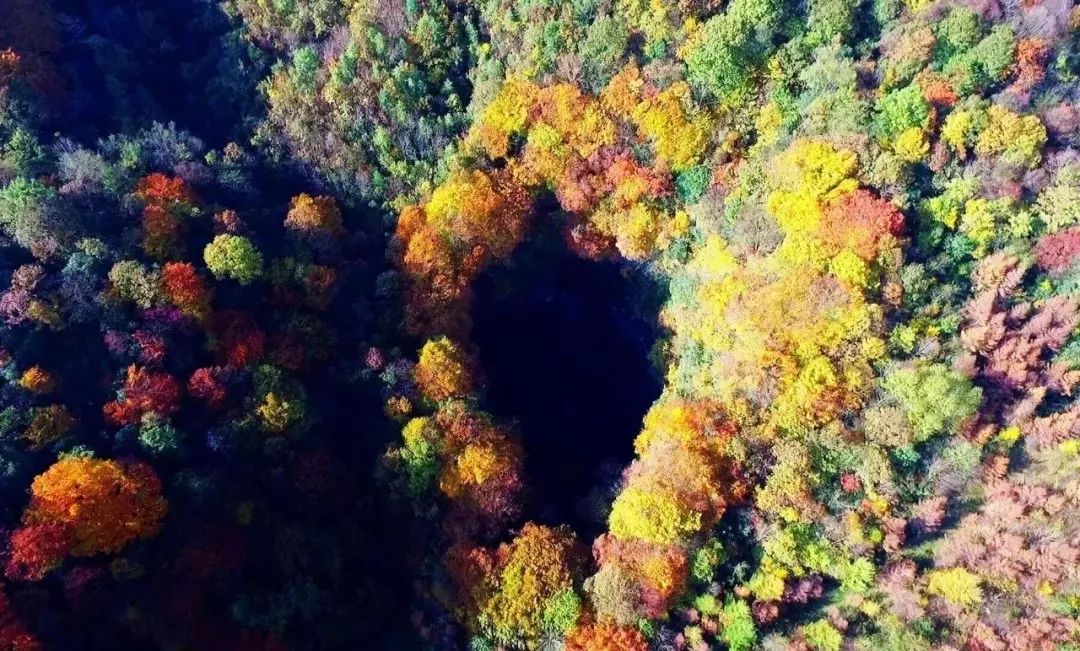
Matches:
[284,193,343,241]
[396,169,532,338]
[5,0,1080,646]
[103,366,182,426]
[446,523,584,648]
[413,337,477,403]
[564,620,648,651]
[160,262,211,320]
[17,366,54,395]
[19,457,167,557]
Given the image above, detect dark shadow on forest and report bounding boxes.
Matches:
[472,213,664,537]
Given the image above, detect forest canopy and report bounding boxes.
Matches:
[1,0,1080,649]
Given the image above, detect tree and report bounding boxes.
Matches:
[630,82,713,172]
[682,0,782,103]
[18,366,54,394]
[134,173,197,206]
[564,621,647,651]
[451,523,583,649]
[413,337,476,402]
[577,16,630,92]
[203,234,264,285]
[0,177,68,261]
[141,204,183,261]
[720,598,757,651]
[212,311,265,369]
[161,262,211,320]
[22,405,74,450]
[873,84,931,142]
[284,193,343,241]
[103,366,182,426]
[0,49,18,89]
[20,456,167,556]
[138,416,184,456]
[881,364,982,442]
[925,567,982,607]
[221,0,348,49]
[943,25,1015,95]
[608,486,702,546]
[802,618,843,651]
[5,523,69,581]
[957,254,1080,419]
[108,260,162,309]
[187,367,228,410]
[0,0,60,100]
[973,104,1046,168]
[1034,227,1080,275]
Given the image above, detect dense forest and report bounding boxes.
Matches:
[1,0,1080,649]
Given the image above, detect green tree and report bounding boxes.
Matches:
[683,0,783,103]
[203,234,264,285]
[873,83,931,141]
[721,599,757,651]
[882,363,982,442]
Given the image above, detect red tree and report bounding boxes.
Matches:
[4,523,69,581]
[187,367,228,410]
[1034,227,1080,276]
[103,366,182,425]
[161,262,211,320]
[135,173,197,206]
[213,311,265,369]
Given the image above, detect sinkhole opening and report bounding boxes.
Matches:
[472,214,664,535]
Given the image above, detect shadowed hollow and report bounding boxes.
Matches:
[472,225,663,534]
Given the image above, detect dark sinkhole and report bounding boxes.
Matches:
[472,219,664,535]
